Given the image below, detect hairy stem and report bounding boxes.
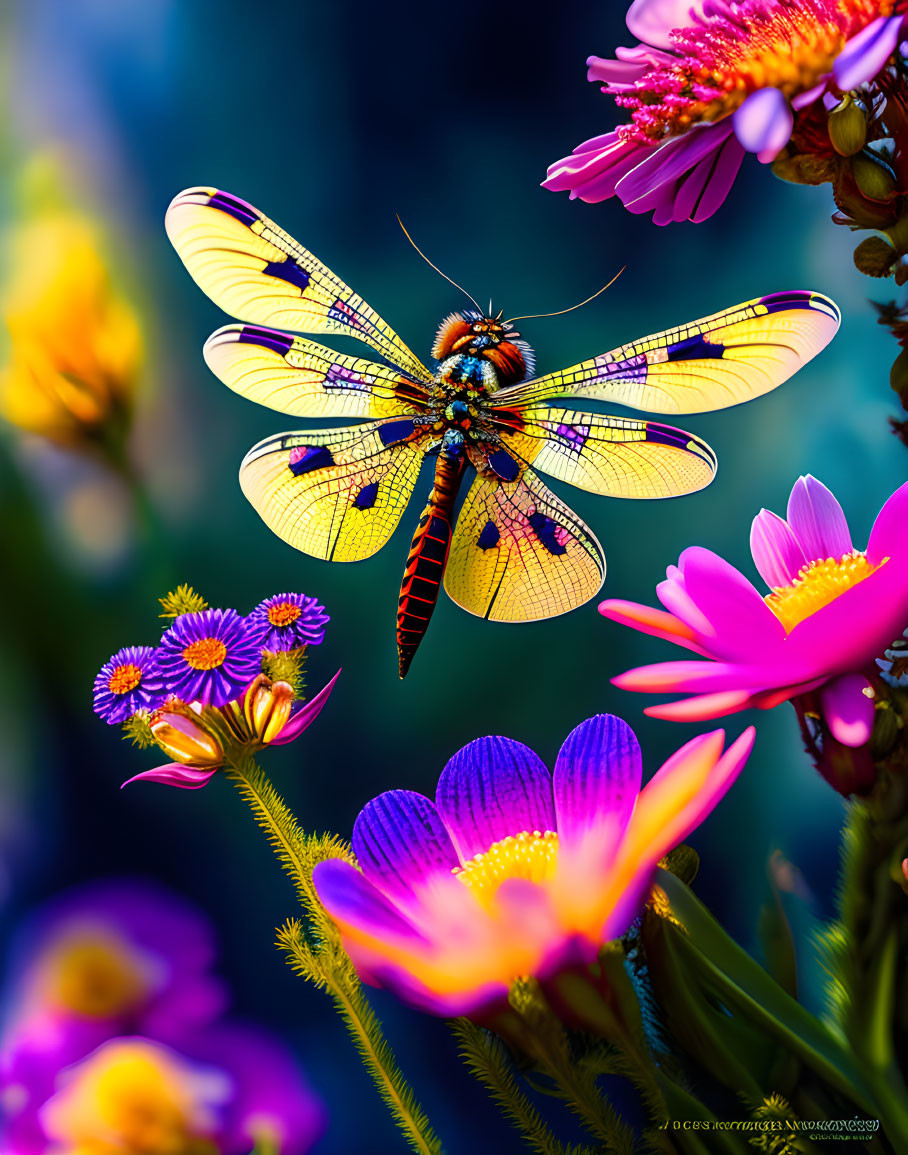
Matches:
[227,756,443,1155]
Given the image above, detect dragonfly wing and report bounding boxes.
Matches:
[444,468,605,622]
[166,187,434,384]
[205,325,429,420]
[239,418,428,562]
[511,407,717,498]
[493,291,840,414]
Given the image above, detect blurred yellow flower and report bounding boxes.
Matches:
[40,1039,226,1155]
[1,210,142,451]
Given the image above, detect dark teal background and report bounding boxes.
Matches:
[1,2,905,1151]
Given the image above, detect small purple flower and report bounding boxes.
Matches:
[247,592,329,651]
[158,609,265,707]
[92,646,164,725]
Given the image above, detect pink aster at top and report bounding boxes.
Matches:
[600,476,908,770]
[313,715,753,1019]
[544,0,908,223]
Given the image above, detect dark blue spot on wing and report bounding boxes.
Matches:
[645,425,689,449]
[238,326,295,355]
[288,445,334,476]
[208,191,258,225]
[487,448,520,482]
[477,521,500,551]
[378,419,417,447]
[354,482,379,510]
[666,335,725,362]
[528,511,567,556]
[262,259,311,292]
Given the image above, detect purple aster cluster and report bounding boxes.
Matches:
[92,590,330,723]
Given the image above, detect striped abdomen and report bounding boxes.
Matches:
[397,453,465,678]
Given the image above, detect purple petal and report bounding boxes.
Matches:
[820,675,875,748]
[834,16,905,92]
[352,790,459,900]
[270,668,340,745]
[732,88,793,161]
[617,122,728,203]
[750,509,808,588]
[312,859,425,943]
[786,476,852,561]
[543,132,649,203]
[435,736,555,861]
[626,0,708,49]
[121,764,218,790]
[689,130,746,221]
[552,715,642,844]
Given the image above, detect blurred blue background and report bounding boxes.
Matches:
[0,1,904,1151]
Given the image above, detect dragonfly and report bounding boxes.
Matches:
[166,187,840,678]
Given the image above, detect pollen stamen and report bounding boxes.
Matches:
[108,664,143,695]
[181,637,228,670]
[765,550,883,632]
[453,830,559,907]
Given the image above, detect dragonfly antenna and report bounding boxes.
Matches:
[396,215,483,315]
[506,268,625,325]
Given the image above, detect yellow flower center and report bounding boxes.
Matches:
[453,830,559,907]
[267,601,302,627]
[41,931,148,1018]
[764,550,882,632]
[108,662,142,695]
[182,637,228,670]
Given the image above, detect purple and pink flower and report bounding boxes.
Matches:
[314,715,754,1019]
[544,0,908,223]
[92,646,163,725]
[157,608,266,708]
[600,476,908,756]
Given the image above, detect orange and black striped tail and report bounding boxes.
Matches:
[397,453,465,678]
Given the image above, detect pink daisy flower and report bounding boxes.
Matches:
[600,476,908,758]
[544,0,908,223]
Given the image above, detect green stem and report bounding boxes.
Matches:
[225,756,443,1155]
[450,1019,571,1155]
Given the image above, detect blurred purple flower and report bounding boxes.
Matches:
[544,0,908,224]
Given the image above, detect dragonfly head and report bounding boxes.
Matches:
[432,309,535,386]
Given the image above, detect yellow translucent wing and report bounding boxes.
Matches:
[204,325,430,420]
[493,291,840,414]
[444,468,605,622]
[165,187,433,384]
[509,407,717,498]
[239,418,428,562]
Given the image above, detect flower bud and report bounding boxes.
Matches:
[853,236,897,277]
[150,711,224,767]
[827,96,867,156]
[243,675,294,744]
[851,152,897,202]
[890,347,908,406]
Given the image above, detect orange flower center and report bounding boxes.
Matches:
[453,830,559,908]
[267,601,302,628]
[182,637,228,670]
[764,550,883,632]
[108,663,143,695]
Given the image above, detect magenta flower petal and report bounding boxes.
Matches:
[121,764,219,790]
[678,547,784,648]
[732,87,793,161]
[750,509,808,588]
[865,480,908,565]
[786,475,853,560]
[352,791,459,900]
[617,122,727,203]
[552,715,642,845]
[270,668,340,745]
[598,598,709,654]
[688,129,747,221]
[435,736,555,860]
[626,0,708,50]
[542,131,649,203]
[820,675,875,747]
[643,689,757,721]
[834,15,905,92]
[312,859,426,944]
